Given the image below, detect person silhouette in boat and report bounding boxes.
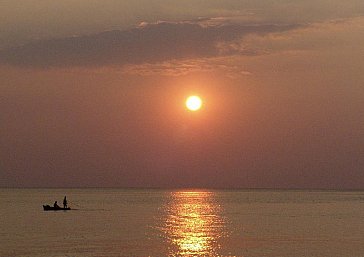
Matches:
[63,196,68,209]
[53,201,60,209]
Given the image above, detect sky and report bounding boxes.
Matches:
[1,0,364,188]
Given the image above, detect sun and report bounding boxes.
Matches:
[186,95,202,111]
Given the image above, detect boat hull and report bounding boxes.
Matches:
[43,205,71,211]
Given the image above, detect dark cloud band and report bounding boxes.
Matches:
[0,18,299,68]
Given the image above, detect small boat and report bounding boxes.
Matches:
[43,205,71,211]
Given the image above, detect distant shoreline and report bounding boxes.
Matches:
[1,187,363,192]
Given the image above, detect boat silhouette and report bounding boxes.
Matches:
[43,205,71,211]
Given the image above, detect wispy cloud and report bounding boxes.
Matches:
[121,57,252,77]
[237,16,364,54]
[0,17,300,68]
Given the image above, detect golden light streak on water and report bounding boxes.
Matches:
[162,191,225,256]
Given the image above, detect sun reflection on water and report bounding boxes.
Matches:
[162,191,225,256]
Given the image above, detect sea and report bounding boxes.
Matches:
[1,188,364,257]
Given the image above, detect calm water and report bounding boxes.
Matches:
[1,189,364,257]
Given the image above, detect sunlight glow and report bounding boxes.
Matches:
[163,191,224,256]
[186,96,202,111]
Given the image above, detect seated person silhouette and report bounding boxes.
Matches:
[54,201,60,209]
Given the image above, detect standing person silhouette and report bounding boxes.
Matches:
[63,196,68,209]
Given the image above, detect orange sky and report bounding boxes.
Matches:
[1,1,364,188]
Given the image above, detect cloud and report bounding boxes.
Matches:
[237,16,364,54]
[0,17,300,68]
[121,57,252,77]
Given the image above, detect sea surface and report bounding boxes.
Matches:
[1,189,364,257]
